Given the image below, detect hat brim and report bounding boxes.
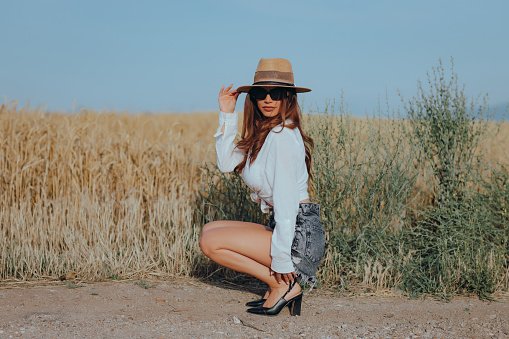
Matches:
[237,84,311,94]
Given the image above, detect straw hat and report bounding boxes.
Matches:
[236,58,311,93]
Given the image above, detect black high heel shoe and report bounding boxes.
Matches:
[245,298,266,307]
[247,281,302,316]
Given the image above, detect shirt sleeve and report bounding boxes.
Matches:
[214,111,244,173]
[270,128,301,273]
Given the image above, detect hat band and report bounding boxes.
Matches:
[252,81,295,87]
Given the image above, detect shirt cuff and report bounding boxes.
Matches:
[271,257,295,274]
[213,111,238,137]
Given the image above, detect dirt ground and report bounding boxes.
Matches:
[0,278,508,338]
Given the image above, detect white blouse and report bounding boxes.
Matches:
[214,111,310,273]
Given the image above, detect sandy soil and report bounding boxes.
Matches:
[0,278,508,338]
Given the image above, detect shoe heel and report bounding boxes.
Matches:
[289,294,302,316]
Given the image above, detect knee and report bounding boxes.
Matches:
[199,228,217,258]
[200,221,229,257]
[199,232,209,256]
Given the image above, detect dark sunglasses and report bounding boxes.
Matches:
[249,87,292,101]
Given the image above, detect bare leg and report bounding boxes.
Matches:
[202,220,272,298]
[200,221,301,307]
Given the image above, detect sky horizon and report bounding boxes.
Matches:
[1,1,508,118]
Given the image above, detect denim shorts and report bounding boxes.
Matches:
[268,202,325,288]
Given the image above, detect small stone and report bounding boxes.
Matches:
[488,314,497,320]
[232,316,240,324]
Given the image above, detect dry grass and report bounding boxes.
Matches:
[0,102,219,280]
[1,101,507,285]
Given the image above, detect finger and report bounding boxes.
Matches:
[219,85,225,96]
[226,84,233,92]
[275,274,281,284]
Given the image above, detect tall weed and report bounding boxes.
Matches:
[305,99,419,289]
[399,58,508,298]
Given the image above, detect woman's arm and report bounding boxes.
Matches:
[214,112,244,172]
[270,128,301,275]
[214,85,244,172]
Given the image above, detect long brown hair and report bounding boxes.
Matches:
[233,89,314,179]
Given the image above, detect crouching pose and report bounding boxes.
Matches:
[200,58,325,316]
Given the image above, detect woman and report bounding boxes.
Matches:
[200,58,325,316]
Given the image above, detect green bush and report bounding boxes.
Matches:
[397,58,508,298]
[402,58,493,206]
[304,98,419,290]
[200,162,267,225]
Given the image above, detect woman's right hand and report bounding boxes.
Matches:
[271,269,296,285]
[218,84,240,113]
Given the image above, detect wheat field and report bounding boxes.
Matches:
[1,101,508,290]
[0,102,219,281]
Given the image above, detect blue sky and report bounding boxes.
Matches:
[1,0,508,116]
